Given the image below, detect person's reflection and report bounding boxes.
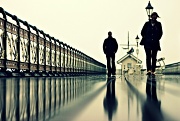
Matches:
[142,76,163,121]
[103,78,118,121]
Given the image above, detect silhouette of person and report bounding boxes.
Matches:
[140,12,163,76]
[103,79,118,121]
[103,31,118,77]
[142,76,163,121]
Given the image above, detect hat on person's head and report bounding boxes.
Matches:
[151,12,160,18]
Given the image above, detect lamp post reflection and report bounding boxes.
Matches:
[103,79,118,121]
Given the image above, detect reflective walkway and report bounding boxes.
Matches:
[0,75,180,121]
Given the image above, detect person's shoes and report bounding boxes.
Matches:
[146,70,151,75]
[111,75,116,78]
[151,72,156,77]
[107,74,111,78]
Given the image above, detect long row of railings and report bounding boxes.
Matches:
[163,62,180,74]
[0,7,106,76]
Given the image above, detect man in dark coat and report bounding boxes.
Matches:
[141,12,163,75]
[103,31,118,77]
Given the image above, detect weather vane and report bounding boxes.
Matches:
[120,31,136,54]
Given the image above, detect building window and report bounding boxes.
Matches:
[127,63,132,69]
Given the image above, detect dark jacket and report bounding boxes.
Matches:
[141,20,163,51]
[103,36,118,55]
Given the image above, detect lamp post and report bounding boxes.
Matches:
[145,1,154,20]
[135,35,139,64]
[135,35,139,75]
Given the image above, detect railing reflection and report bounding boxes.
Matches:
[0,77,95,121]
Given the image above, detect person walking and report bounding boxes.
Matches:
[140,12,163,75]
[103,31,118,77]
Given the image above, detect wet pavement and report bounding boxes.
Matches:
[0,75,180,121]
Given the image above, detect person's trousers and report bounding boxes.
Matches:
[144,48,158,72]
[106,54,116,76]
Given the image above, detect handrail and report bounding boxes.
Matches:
[0,7,106,76]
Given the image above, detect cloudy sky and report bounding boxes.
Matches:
[1,0,180,68]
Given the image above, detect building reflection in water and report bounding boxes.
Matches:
[142,76,163,121]
[103,78,118,121]
[0,76,94,121]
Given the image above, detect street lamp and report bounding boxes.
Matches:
[135,35,139,64]
[145,1,153,19]
[135,35,139,48]
[135,35,140,74]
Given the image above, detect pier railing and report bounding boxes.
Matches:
[163,62,180,75]
[0,7,106,76]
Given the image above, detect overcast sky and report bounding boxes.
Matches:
[1,0,180,68]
